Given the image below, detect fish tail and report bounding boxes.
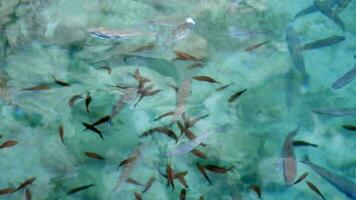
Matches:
[300,154,311,164]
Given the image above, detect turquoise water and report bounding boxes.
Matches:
[0,0,355,199]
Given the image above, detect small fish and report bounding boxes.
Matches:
[0,140,18,149]
[0,134,2,139]
[118,156,137,169]
[155,111,175,121]
[134,192,143,200]
[133,69,151,89]
[332,64,356,89]
[196,164,212,185]
[142,177,156,193]
[280,127,300,185]
[334,0,352,14]
[193,76,220,84]
[140,127,178,142]
[68,94,83,107]
[85,92,92,113]
[67,184,95,195]
[298,36,345,51]
[199,195,205,200]
[204,165,233,174]
[191,149,207,159]
[59,125,65,145]
[228,89,247,103]
[342,125,356,131]
[183,113,209,129]
[306,181,326,200]
[82,123,103,139]
[293,172,309,185]
[175,172,189,188]
[249,185,261,199]
[313,108,356,116]
[293,140,318,148]
[91,115,111,127]
[84,152,105,160]
[25,188,32,200]
[245,40,270,52]
[88,27,142,39]
[21,85,50,91]
[174,51,204,62]
[178,177,189,189]
[174,171,188,179]
[16,177,36,191]
[187,62,204,69]
[166,165,175,190]
[0,188,15,195]
[163,18,195,46]
[180,189,187,200]
[216,83,233,91]
[314,0,345,32]
[132,43,155,53]
[98,66,112,75]
[52,76,70,87]
[126,178,144,187]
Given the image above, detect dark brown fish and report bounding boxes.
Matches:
[174,51,204,62]
[180,189,187,200]
[342,125,356,131]
[0,140,18,149]
[183,113,209,129]
[126,178,144,187]
[52,76,70,87]
[142,177,156,193]
[0,188,15,195]
[166,165,175,189]
[293,172,309,185]
[132,43,155,53]
[133,69,151,89]
[228,89,247,103]
[249,185,261,199]
[82,123,103,139]
[216,83,233,91]
[293,140,318,147]
[191,149,207,159]
[68,94,83,107]
[59,125,65,145]
[154,111,175,121]
[306,181,325,200]
[118,156,137,169]
[193,76,220,84]
[91,115,111,127]
[98,66,112,75]
[84,152,105,160]
[16,177,36,191]
[140,127,178,143]
[67,184,95,195]
[21,85,50,91]
[85,92,92,113]
[134,192,143,200]
[245,40,270,52]
[196,164,212,185]
[204,165,233,174]
[178,177,189,189]
[174,171,188,179]
[199,195,205,200]
[25,188,32,200]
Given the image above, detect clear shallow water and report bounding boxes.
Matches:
[0,0,355,199]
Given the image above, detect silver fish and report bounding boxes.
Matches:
[334,0,352,14]
[89,28,142,39]
[110,87,137,121]
[314,0,345,32]
[301,158,356,199]
[163,18,195,46]
[332,64,356,89]
[280,127,300,185]
[294,0,342,20]
[313,108,356,116]
[298,36,345,51]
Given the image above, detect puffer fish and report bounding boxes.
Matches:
[163,18,196,46]
[298,36,345,51]
[88,27,142,39]
[301,157,356,199]
[332,64,356,89]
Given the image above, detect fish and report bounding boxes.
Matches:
[306,181,326,200]
[132,43,155,53]
[228,89,247,103]
[293,140,318,147]
[118,156,137,169]
[180,189,186,200]
[332,64,356,89]
[286,24,309,87]
[88,27,142,39]
[196,164,212,185]
[216,83,233,91]
[163,18,195,46]
[84,152,105,160]
[68,94,83,107]
[134,192,143,200]
[82,123,104,139]
[67,184,95,195]
[187,62,204,69]
[314,0,345,32]
[142,177,156,193]
[25,188,32,200]
[298,36,345,51]
[16,177,36,191]
[174,51,205,62]
[301,157,356,199]
[0,134,2,139]
[90,115,111,127]
[199,195,205,200]
[280,126,300,185]
[98,66,112,75]
[342,125,356,131]
[293,172,309,185]
[52,76,70,87]
[140,127,178,143]
[126,178,144,187]
[334,0,352,14]
[0,140,18,149]
[293,0,340,20]
[21,85,50,91]
[166,164,175,190]
[59,125,65,145]
[177,122,200,141]
[110,88,137,121]
[204,165,233,174]
[0,188,15,195]
[133,69,151,89]
[229,30,268,38]
[191,149,207,159]
[193,76,220,84]
[85,92,92,113]
[175,172,189,188]
[244,40,270,52]
[313,108,356,116]
[183,113,209,129]
[249,185,261,199]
